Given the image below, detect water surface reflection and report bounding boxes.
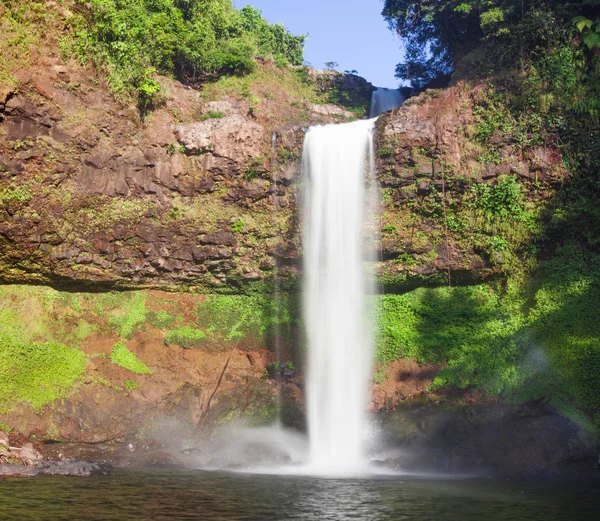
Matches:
[0,469,598,520]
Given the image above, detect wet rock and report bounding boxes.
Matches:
[20,443,42,464]
[378,401,597,478]
[36,460,113,477]
[0,465,42,477]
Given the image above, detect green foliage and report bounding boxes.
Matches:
[0,309,86,413]
[383,0,600,89]
[470,177,523,218]
[373,371,385,384]
[110,341,153,374]
[382,222,396,234]
[231,219,244,233]
[124,379,141,390]
[0,186,32,206]
[376,247,600,432]
[108,292,147,339]
[149,309,175,329]
[65,0,304,111]
[197,294,295,342]
[572,16,600,49]
[198,110,225,120]
[243,156,265,180]
[164,325,206,348]
[479,7,505,32]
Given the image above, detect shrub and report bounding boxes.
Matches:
[470,177,523,218]
[110,342,153,374]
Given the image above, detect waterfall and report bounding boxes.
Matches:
[302,118,377,474]
[369,87,405,118]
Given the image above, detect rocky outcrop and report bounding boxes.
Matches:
[2,65,552,294]
[373,84,569,288]
[0,60,358,291]
[0,430,112,477]
[311,69,375,117]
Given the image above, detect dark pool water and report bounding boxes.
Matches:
[1,469,599,520]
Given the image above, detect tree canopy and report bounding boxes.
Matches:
[382,0,600,88]
[68,0,306,111]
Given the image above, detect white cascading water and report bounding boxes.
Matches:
[302,118,377,474]
[369,87,405,117]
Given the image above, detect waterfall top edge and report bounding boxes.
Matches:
[304,117,378,133]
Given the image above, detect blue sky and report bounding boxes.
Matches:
[235,0,403,88]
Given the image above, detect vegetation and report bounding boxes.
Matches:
[382,0,600,89]
[110,341,153,374]
[197,294,296,342]
[376,246,600,433]
[64,0,305,112]
[164,325,206,348]
[108,292,147,339]
[0,306,86,413]
[124,379,141,390]
[149,310,176,329]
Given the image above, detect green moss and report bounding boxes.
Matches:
[164,326,207,348]
[196,294,296,342]
[110,341,153,375]
[149,310,175,330]
[376,248,600,433]
[72,320,98,343]
[108,293,147,339]
[124,379,141,391]
[0,309,86,413]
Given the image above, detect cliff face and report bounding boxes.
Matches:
[3,66,563,293]
[0,58,374,292]
[374,84,569,289]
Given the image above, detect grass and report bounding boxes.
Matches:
[201,64,319,104]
